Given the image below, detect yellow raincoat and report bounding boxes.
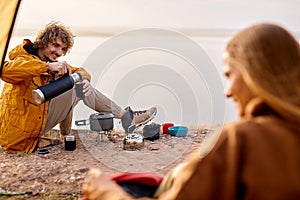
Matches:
[0,39,90,153]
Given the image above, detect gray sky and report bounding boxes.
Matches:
[13,0,300,36]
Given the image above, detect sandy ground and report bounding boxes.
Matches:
[0,128,210,199]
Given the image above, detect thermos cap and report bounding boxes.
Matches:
[71,73,82,82]
[32,89,45,105]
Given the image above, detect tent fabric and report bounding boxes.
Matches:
[0,0,21,77]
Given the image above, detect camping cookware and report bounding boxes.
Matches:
[143,123,161,141]
[75,112,114,131]
[123,133,144,150]
[162,123,174,134]
[75,82,85,99]
[64,135,76,151]
[168,126,188,137]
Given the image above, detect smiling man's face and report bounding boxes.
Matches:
[38,38,67,62]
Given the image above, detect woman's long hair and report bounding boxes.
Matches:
[226,23,300,123]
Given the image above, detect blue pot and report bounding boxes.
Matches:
[168,126,188,137]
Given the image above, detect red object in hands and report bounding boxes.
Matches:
[110,172,163,186]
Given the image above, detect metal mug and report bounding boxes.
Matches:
[64,135,76,151]
[75,82,85,99]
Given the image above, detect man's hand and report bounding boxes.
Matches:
[81,79,92,97]
[47,61,72,75]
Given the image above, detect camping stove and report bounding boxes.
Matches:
[75,112,114,142]
[123,133,144,150]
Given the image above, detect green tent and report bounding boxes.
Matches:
[0,0,21,77]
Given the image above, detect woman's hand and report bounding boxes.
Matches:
[82,168,132,200]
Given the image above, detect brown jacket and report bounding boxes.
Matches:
[94,104,300,199]
[151,104,300,200]
[0,39,91,153]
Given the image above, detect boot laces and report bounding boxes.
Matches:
[133,110,147,116]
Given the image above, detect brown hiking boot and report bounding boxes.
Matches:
[131,107,157,125]
[121,106,157,132]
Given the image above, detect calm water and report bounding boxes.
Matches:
[2,34,238,129]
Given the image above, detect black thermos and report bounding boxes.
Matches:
[32,72,82,105]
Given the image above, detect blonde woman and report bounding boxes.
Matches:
[82,23,300,200]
